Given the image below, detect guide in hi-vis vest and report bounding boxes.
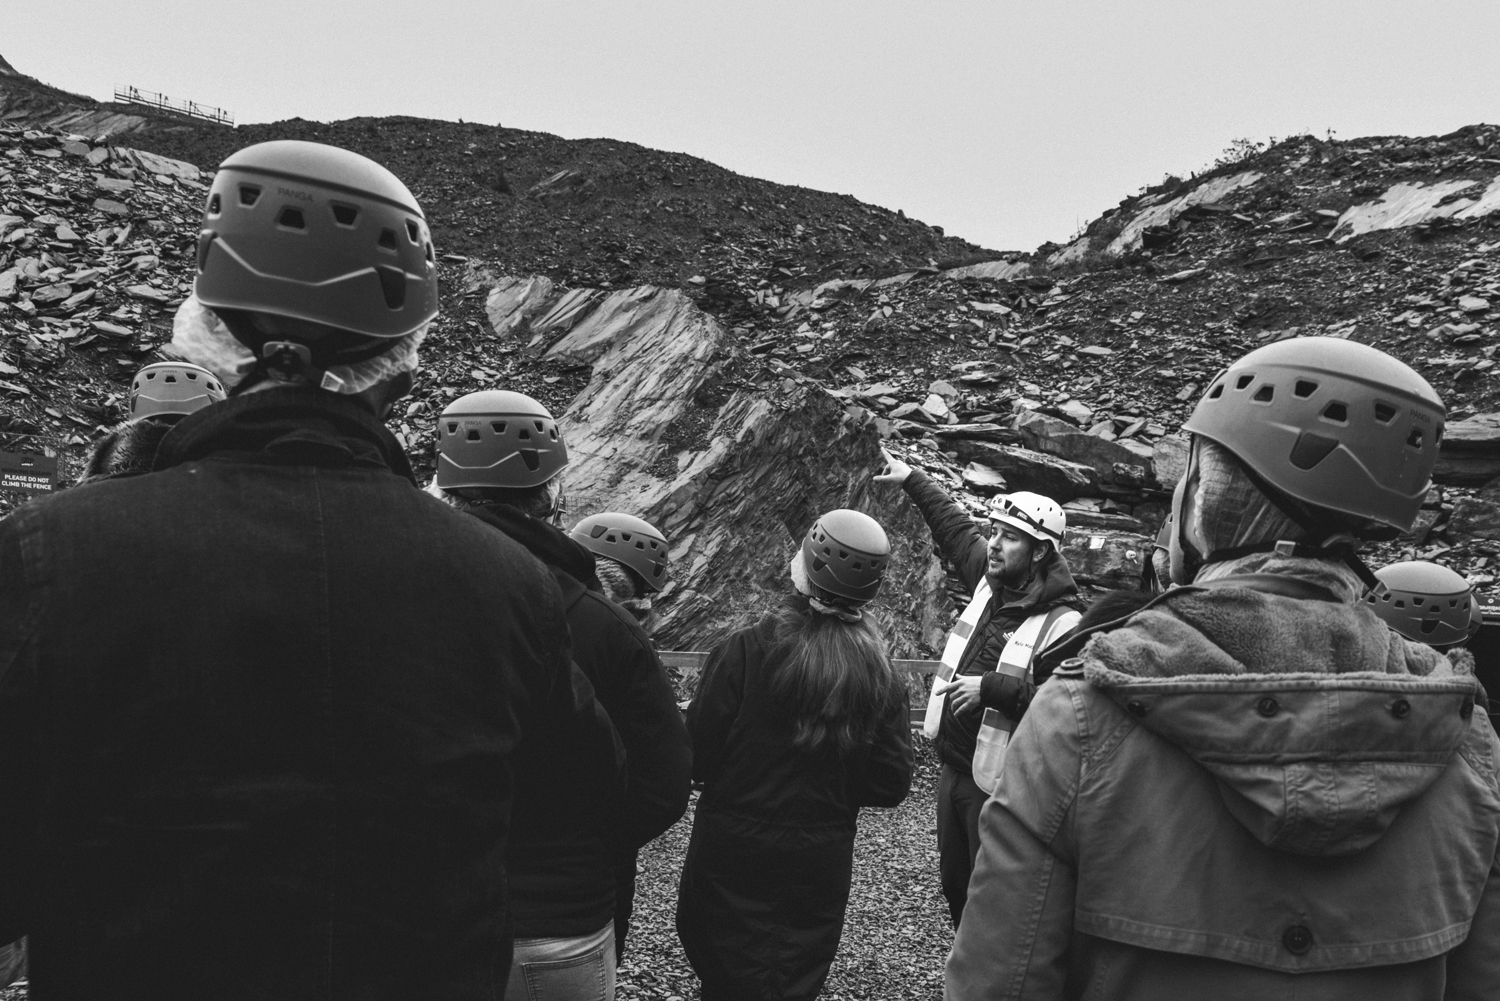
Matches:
[878,445,1083,926]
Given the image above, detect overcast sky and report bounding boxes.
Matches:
[9,1,1499,251]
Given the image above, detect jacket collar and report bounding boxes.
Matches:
[462,501,603,591]
[153,386,416,484]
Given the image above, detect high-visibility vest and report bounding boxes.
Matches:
[971,604,1079,794]
[922,579,1079,787]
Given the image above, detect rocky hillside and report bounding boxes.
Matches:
[4,49,1500,666]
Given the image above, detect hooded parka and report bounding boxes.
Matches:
[677,612,914,1001]
[946,554,1500,1000]
[0,388,612,1000]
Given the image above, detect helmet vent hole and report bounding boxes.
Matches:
[376,265,407,309]
[852,560,863,570]
[186,373,198,381]
[1321,401,1348,423]
[1294,380,1318,398]
[635,541,645,549]
[466,429,481,441]
[518,429,531,440]
[208,193,221,215]
[331,203,359,226]
[1413,596,1425,606]
[534,421,545,432]
[405,220,421,243]
[278,207,306,230]
[1374,402,1397,423]
[424,243,435,264]
[839,549,849,560]
[1406,428,1424,450]
[164,374,177,383]
[590,526,607,539]
[550,429,558,440]
[1394,599,1406,609]
[519,449,540,472]
[621,532,633,541]
[378,228,398,251]
[1252,385,1274,403]
[447,422,459,434]
[1420,619,1439,635]
[490,421,507,433]
[1208,383,1224,399]
[239,185,260,206]
[146,372,157,381]
[1235,374,1255,390]
[1289,431,1339,470]
[811,557,827,573]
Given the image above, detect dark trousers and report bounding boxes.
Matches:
[937,763,986,928]
[614,855,638,963]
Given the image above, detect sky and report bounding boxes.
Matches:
[7,1,1500,252]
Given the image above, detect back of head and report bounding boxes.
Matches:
[1367,561,1481,648]
[569,512,669,593]
[775,509,899,754]
[185,141,436,397]
[1172,337,1444,585]
[130,362,226,422]
[436,390,568,491]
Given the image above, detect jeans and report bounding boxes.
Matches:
[506,921,616,1001]
[936,763,986,928]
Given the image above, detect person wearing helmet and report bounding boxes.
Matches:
[1367,560,1483,650]
[566,511,679,962]
[75,361,227,484]
[948,338,1500,999]
[0,141,611,1000]
[571,512,670,629]
[431,390,688,993]
[676,510,913,1001]
[874,450,1081,927]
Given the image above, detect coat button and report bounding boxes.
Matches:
[1391,699,1411,719]
[1126,700,1148,718]
[1461,697,1475,721]
[1282,924,1313,955]
[1257,697,1279,718]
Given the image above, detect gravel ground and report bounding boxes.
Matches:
[0,743,951,1001]
[618,740,951,1001]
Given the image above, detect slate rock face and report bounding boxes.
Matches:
[1062,527,1153,591]
[946,439,1098,501]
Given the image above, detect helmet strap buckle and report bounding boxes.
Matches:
[1274,540,1297,557]
[261,341,318,386]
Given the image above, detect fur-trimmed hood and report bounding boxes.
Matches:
[1079,557,1481,857]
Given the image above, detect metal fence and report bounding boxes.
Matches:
[113,85,234,127]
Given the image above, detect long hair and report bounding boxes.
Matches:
[767,594,903,756]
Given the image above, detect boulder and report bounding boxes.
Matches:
[961,462,1007,495]
[930,423,1024,446]
[1015,410,1155,491]
[1061,528,1152,590]
[1062,508,1145,533]
[1434,412,1500,485]
[948,439,1097,501]
[1449,479,1500,540]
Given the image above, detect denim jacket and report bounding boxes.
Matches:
[946,558,1500,1000]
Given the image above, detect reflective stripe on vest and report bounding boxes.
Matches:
[922,578,993,738]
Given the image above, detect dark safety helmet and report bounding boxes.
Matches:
[570,512,670,593]
[1183,337,1444,534]
[129,361,226,421]
[436,390,569,490]
[195,140,438,340]
[1366,560,1481,648]
[801,509,891,604]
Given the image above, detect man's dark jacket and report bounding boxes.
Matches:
[0,388,613,1001]
[903,470,1081,775]
[462,503,689,939]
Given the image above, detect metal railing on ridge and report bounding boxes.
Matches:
[113,85,233,127]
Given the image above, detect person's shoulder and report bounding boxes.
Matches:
[573,586,652,645]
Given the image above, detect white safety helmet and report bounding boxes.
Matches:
[988,491,1066,546]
